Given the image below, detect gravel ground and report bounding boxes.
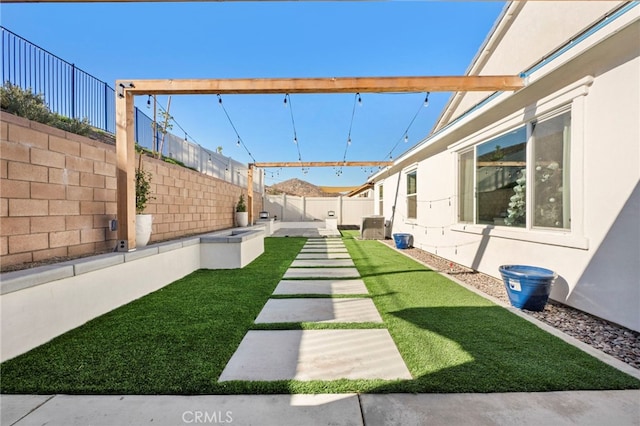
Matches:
[381,240,640,370]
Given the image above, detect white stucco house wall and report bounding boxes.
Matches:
[372,1,639,331]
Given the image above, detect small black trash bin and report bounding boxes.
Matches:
[499,265,557,311]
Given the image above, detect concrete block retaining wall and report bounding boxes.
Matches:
[0,112,262,269]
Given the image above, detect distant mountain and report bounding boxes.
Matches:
[266,178,338,197]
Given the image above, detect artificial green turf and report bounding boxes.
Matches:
[0,237,305,394]
[340,231,640,392]
[1,233,638,394]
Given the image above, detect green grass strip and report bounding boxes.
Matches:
[1,234,638,395]
[341,230,640,392]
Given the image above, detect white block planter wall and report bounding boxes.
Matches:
[0,228,265,362]
[200,230,265,269]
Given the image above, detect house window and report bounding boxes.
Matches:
[532,112,571,229]
[378,184,384,215]
[477,127,527,227]
[406,170,417,219]
[458,110,571,230]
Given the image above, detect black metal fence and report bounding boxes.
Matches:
[1,26,118,134]
[1,27,263,191]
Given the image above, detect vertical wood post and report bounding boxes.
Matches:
[247,164,254,225]
[116,91,136,250]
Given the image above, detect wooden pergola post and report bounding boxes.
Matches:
[247,165,254,225]
[115,89,136,251]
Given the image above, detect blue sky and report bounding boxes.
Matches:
[1,1,505,187]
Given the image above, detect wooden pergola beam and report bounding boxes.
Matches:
[116,75,525,250]
[117,76,524,95]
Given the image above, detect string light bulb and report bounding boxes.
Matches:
[424,92,430,107]
[293,137,298,145]
[404,134,409,143]
[347,137,352,146]
[357,93,362,106]
[217,94,222,104]
[284,94,288,107]
[146,95,151,107]
[236,138,241,147]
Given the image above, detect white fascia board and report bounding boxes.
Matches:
[523,3,639,86]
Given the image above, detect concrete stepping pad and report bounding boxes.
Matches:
[290,259,355,268]
[255,298,382,323]
[283,268,360,279]
[300,248,348,253]
[305,240,344,244]
[296,253,351,260]
[273,279,368,295]
[219,329,412,381]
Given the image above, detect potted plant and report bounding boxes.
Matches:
[135,167,155,247]
[235,194,248,227]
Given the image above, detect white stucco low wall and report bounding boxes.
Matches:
[0,229,265,362]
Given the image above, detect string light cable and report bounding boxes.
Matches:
[337,92,361,176]
[382,92,430,161]
[217,95,257,163]
[284,94,306,173]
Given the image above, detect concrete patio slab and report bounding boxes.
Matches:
[318,230,342,237]
[1,395,53,426]
[290,259,355,267]
[359,391,640,426]
[5,391,638,426]
[273,228,324,238]
[283,268,360,279]
[296,252,352,259]
[255,298,382,323]
[2,394,362,426]
[273,279,368,295]
[219,330,412,381]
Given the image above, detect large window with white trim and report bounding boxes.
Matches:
[458,110,571,230]
[378,184,384,216]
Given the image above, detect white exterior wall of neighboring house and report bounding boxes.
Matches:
[373,3,640,331]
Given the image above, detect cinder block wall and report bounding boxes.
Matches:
[0,112,261,269]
